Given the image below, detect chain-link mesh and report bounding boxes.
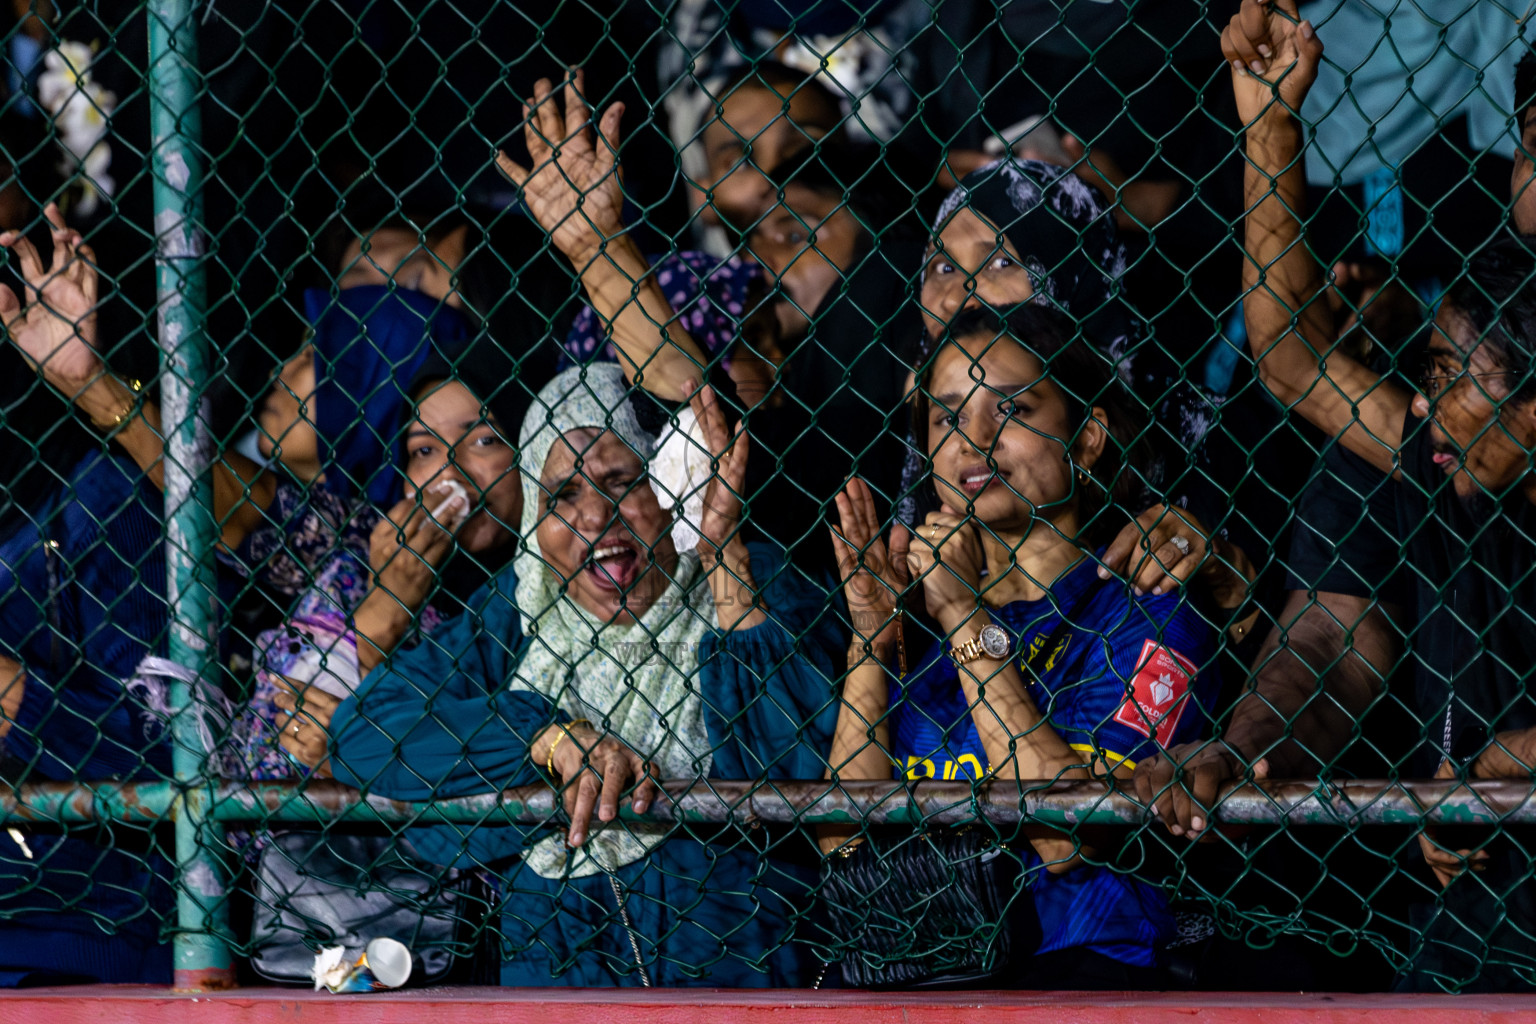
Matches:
[0,0,1533,996]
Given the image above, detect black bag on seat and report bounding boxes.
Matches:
[821,828,1039,989]
[248,830,477,985]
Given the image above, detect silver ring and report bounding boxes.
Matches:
[1169,536,1191,556]
[291,721,303,737]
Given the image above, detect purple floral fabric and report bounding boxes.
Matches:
[225,479,378,600]
[221,479,458,786]
[560,251,762,368]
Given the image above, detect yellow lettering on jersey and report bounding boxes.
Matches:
[905,755,988,781]
[1023,631,1072,673]
[904,755,937,780]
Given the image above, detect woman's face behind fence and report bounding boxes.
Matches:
[921,207,1036,339]
[699,82,839,232]
[747,182,862,340]
[256,344,323,482]
[404,380,521,556]
[536,428,679,625]
[925,332,1104,537]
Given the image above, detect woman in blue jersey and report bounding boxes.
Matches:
[827,302,1222,988]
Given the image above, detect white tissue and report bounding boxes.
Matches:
[429,479,471,529]
[284,632,362,699]
[312,945,348,991]
[649,407,712,552]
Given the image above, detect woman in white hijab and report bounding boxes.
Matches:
[318,362,843,987]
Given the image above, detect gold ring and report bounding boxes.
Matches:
[291,722,302,737]
[928,525,939,540]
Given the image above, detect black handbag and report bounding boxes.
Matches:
[248,830,482,985]
[820,827,1038,989]
[821,593,1092,989]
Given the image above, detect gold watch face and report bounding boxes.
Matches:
[979,624,1012,660]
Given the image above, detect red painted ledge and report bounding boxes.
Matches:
[4,987,1536,1023]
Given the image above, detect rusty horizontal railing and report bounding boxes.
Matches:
[3,778,1533,828]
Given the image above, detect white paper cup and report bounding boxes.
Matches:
[363,937,413,989]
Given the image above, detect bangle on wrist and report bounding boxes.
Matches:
[88,375,143,431]
[545,718,593,778]
[848,615,907,676]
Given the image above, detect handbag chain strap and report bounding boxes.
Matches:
[607,872,652,987]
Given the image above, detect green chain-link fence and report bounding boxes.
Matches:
[0,0,1534,996]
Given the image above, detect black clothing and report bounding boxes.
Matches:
[1012,946,1164,991]
[628,367,846,574]
[1395,412,1536,766]
[1285,443,1406,599]
[1393,411,1536,992]
[783,232,924,506]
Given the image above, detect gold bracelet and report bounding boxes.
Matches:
[833,837,866,858]
[545,718,593,778]
[89,376,143,431]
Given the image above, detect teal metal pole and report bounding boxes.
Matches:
[146,0,236,992]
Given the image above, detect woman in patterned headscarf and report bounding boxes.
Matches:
[919,158,1139,374]
[901,159,1251,609]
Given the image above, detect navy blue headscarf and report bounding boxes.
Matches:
[307,285,471,506]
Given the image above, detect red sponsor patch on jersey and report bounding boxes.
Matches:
[1112,639,1197,746]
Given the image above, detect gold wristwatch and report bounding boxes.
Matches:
[949,623,1012,667]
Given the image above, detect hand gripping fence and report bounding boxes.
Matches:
[0,0,1535,996]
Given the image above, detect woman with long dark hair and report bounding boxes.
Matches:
[826,303,1223,988]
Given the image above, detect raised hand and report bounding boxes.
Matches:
[1220,0,1324,128]
[368,486,463,607]
[0,203,102,396]
[829,478,908,650]
[907,505,987,626]
[689,379,750,558]
[496,67,627,266]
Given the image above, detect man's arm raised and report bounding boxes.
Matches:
[1229,0,1411,474]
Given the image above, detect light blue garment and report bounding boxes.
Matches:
[1301,0,1529,186]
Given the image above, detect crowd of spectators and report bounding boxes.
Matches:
[0,0,1535,996]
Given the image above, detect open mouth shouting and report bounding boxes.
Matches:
[583,535,643,591]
